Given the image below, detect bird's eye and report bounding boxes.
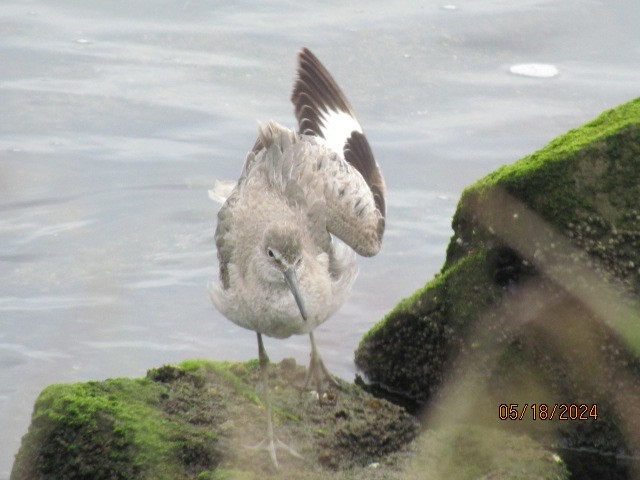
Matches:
[267,248,275,258]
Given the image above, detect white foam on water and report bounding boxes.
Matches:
[509,63,559,78]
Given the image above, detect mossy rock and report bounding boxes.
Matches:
[11,359,419,479]
[356,97,640,479]
[11,359,570,479]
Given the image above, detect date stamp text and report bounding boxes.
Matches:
[498,403,598,421]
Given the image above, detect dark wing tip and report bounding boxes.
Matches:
[292,49,386,227]
[291,48,356,138]
[344,131,386,219]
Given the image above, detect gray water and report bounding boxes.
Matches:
[1,0,639,476]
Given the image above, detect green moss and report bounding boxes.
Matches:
[480,98,640,188]
[357,97,640,479]
[11,378,186,479]
[13,360,421,480]
[361,252,494,348]
[459,98,640,232]
[356,253,500,402]
[179,360,257,397]
[176,359,301,421]
[11,371,225,480]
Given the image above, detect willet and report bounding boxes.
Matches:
[209,48,386,468]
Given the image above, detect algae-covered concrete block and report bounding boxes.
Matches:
[356,98,640,479]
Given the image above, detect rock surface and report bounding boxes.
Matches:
[11,359,419,479]
[11,359,568,479]
[355,97,640,479]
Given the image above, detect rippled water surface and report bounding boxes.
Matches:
[1,0,640,475]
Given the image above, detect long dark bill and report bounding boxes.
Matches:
[283,268,308,321]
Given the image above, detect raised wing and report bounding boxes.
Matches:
[291,48,386,256]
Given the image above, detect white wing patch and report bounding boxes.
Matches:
[317,108,362,157]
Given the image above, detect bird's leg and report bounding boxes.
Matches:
[249,332,302,469]
[302,331,340,398]
[257,333,279,468]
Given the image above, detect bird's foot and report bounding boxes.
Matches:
[301,350,340,402]
[248,436,303,469]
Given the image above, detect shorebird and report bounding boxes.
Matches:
[209,48,386,468]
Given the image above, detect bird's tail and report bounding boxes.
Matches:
[208,179,237,204]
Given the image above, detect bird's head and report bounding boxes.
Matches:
[260,224,307,321]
